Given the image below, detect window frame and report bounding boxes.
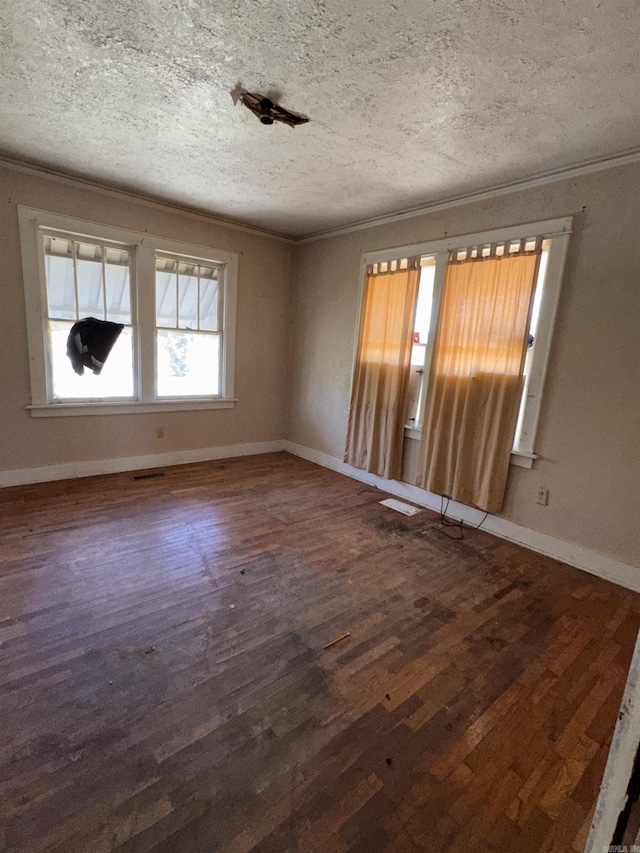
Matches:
[153,251,226,400]
[356,217,572,469]
[41,229,139,402]
[18,206,238,417]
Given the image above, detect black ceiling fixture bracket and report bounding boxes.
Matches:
[231,87,309,128]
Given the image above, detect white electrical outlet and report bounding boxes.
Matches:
[156,426,165,439]
[536,488,548,506]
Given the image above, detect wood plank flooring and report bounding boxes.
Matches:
[0,451,638,852]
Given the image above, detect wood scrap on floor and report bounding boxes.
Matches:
[323,632,351,650]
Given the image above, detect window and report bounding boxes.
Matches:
[406,257,436,429]
[155,255,223,398]
[18,207,238,416]
[43,235,135,401]
[360,217,571,468]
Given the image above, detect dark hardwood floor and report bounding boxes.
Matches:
[1,452,638,852]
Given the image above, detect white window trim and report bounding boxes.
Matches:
[18,206,238,416]
[357,216,572,469]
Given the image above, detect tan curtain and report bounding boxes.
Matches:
[417,239,542,513]
[345,257,420,479]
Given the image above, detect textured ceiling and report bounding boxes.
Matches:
[1,0,639,237]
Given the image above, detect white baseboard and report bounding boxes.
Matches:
[283,440,640,594]
[0,440,286,488]
[4,437,637,594]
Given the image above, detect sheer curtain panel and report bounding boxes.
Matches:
[345,258,420,479]
[417,239,542,512]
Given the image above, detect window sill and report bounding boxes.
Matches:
[509,449,538,469]
[403,426,537,468]
[404,426,422,440]
[27,399,237,417]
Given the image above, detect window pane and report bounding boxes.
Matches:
[45,238,76,320]
[156,330,220,397]
[105,249,131,324]
[199,275,220,331]
[178,271,199,330]
[49,319,135,400]
[514,246,550,443]
[406,260,436,426]
[411,261,435,358]
[76,242,104,318]
[156,259,177,327]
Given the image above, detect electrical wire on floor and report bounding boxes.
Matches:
[432,494,489,540]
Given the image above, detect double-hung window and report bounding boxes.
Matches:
[155,254,224,398]
[43,234,136,401]
[18,207,238,416]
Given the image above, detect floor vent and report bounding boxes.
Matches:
[379,498,421,516]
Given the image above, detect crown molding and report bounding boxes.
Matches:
[0,154,295,244]
[3,146,640,245]
[296,146,640,243]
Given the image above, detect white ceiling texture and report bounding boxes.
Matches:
[1,0,639,238]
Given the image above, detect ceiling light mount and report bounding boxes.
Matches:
[231,87,309,128]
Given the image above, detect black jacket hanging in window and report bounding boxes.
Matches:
[66,317,124,376]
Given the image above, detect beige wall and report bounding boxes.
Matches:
[3,159,639,568]
[0,164,294,473]
[287,163,640,567]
